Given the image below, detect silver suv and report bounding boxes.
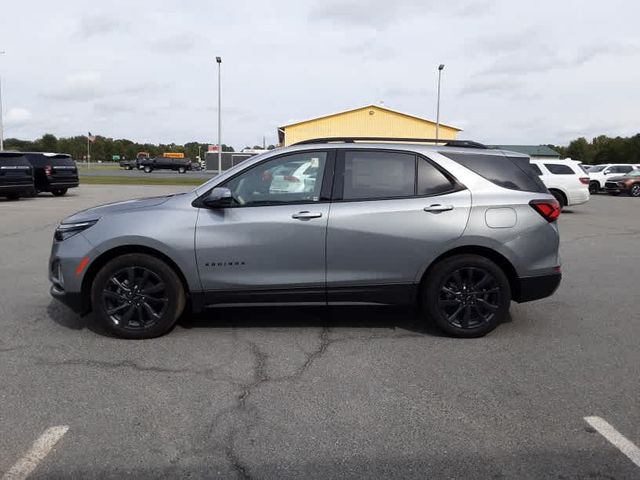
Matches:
[49,138,562,339]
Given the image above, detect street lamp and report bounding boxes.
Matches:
[436,64,445,142]
[216,56,222,174]
[0,51,6,151]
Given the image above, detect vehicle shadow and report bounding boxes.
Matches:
[47,301,450,337]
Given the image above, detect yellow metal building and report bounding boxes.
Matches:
[278,104,461,146]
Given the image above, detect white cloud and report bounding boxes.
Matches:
[4,108,32,126]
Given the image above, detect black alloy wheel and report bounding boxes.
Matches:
[102,266,169,331]
[91,253,185,338]
[423,254,511,338]
[630,184,640,197]
[437,267,501,330]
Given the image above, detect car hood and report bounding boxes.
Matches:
[61,195,179,224]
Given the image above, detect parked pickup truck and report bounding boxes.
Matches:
[142,157,194,174]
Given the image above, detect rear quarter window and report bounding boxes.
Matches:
[442,152,547,193]
[529,163,543,176]
[545,163,575,175]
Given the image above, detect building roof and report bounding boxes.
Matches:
[278,104,462,131]
[493,145,560,157]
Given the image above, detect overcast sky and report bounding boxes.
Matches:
[1,0,638,148]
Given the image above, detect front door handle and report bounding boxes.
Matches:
[292,211,323,220]
[423,204,454,213]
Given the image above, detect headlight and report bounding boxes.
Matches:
[54,220,98,241]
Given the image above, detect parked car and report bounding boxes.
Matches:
[604,170,640,197]
[0,152,35,200]
[49,138,562,339]
[528,159,590,208]
[23,153,79,196]
[587,164,636,193]
[143,156,192,173]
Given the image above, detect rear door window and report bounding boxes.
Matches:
[342,151,415,200]
[544,163,574,175]
[442,153,547,193]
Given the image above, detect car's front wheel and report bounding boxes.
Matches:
[422,254,511,338]
[144,166,153,173]
[630,184,640,197]
[91,253,186,339]
[51,188,68,196]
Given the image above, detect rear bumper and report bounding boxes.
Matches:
[0,183,34,195]
[513,273,561,303]
[567,189,590,205]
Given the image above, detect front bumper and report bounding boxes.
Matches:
[513,272,562,303]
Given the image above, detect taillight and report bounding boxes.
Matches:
[529,199,561,222]
[579,177,590,185]
[44,165,53,176]
[284,175,300,182]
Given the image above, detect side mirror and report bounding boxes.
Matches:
[203,187,233,208]
[603,170,610,175]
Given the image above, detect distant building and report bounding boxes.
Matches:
[278,104,462,146]
[493,145,561,159]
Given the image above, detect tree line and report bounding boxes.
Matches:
[3,134,276,162]
[549,134,640,165]
[4,133,639,165]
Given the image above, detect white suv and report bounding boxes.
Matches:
[529,159,590,208]
[587,164,636,193]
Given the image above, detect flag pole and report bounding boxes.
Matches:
[87,134,90,169]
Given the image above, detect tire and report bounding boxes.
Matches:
[144,166,153,173]
[127,166,133,170]
[51,188,68,197]
[589,181,599,194]
[91,253,186,339]
[178,167,186,174]
[5,194,20,201]
[549,189,567,209]
[630,184,640,197]
[422,254,511,338]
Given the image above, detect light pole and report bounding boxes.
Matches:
[436,64,445,142]
[216,56,222,174]
[0,51,6,151]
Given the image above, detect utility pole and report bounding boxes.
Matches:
[436,64,445,141]
[216,56,222,174]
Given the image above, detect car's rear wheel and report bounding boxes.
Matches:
[422,254,511,338]
[549,189,567,209]
[589,181,599,194]
[51,188,68,196]
[144,166,153,173]
[91,253,185,339]
[630,184,640,197]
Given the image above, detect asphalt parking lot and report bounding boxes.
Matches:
[80,168,214,181]
[1,186,639,479]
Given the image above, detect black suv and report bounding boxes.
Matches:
[0,152,35,200]
[24,153,79,196]
[143,157,192,174]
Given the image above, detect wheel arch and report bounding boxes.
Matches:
[418,245,520,303]
[547,187,568,206]
[80,245,191,315]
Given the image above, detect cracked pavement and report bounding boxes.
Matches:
[1,185,639,479]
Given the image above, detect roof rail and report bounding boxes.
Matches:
[291,137,488,149]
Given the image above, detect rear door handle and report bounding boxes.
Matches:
[423,204,454,213]
[292,211,323,220]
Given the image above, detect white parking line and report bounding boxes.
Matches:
[1,426,69,480]
[585,416,640,468]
